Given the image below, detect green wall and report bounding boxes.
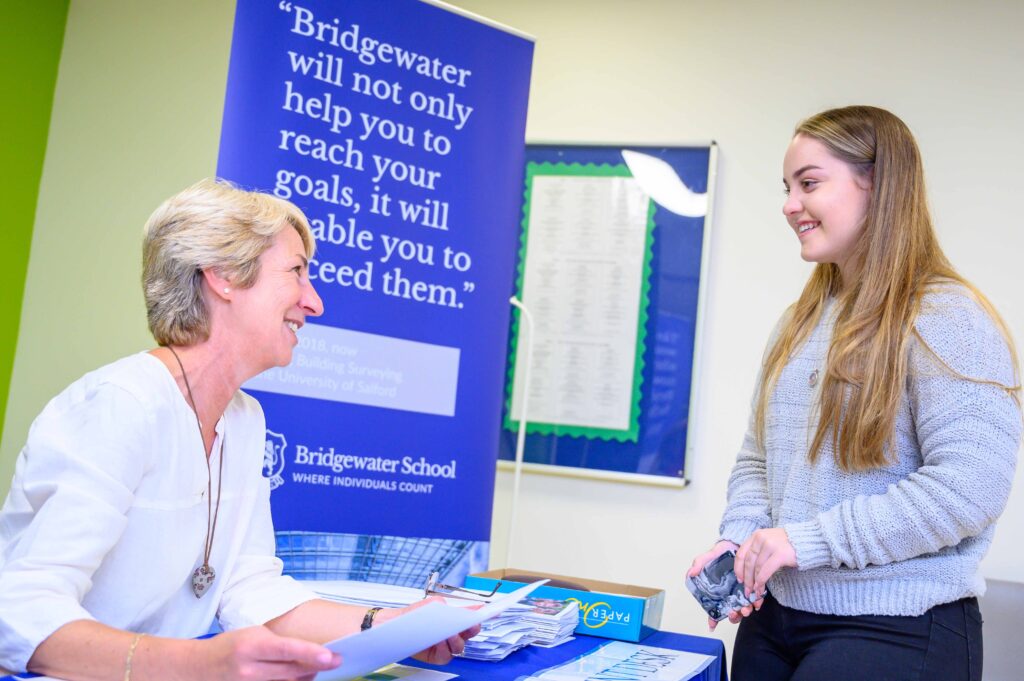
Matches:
[0,1,237,496]
[0,1,69,445]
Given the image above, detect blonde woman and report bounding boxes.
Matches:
[0,180,475,680]
[689,106,1021,680]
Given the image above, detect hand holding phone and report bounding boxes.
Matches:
[685,550,765,621]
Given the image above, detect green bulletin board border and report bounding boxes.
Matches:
[503,161,656,443]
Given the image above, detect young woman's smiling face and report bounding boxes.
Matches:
[782,134,872,279]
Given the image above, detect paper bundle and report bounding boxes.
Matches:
[461,596,578,661]
[311,581,578,662]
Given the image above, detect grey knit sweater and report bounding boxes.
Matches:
[719,286,1021,616]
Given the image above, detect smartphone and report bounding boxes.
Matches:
[685,550,764,621]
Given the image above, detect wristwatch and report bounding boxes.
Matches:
[361,606,382,631]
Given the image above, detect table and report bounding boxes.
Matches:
[405,630,728,681]
[1,631,726,681]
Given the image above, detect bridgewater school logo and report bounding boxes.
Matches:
[263,430,287,491]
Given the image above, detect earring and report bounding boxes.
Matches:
[223,287,231,294]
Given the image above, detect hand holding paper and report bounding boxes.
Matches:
[317,580,549,680]
[375,596,481,665]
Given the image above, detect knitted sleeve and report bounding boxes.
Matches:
[718,311,793,545]
[718,403,773,546]
[784,289,1021,570]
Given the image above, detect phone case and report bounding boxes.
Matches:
[685,550,765,621]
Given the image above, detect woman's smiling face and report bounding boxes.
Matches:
[229,226,323,372]
[782,133,872,279]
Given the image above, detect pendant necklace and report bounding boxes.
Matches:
[168,345,225,599]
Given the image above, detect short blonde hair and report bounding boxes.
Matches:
[142,178,316,346]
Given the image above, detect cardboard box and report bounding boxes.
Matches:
[464,568,664,642]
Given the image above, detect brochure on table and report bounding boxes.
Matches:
[317,580,547,680]
[520,641,715,681]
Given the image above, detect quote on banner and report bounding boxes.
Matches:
[218,0,534,540]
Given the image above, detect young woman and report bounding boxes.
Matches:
[689,106,1021,680]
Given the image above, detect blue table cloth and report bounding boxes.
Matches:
[404,630,728,681]
[0,631,727,681]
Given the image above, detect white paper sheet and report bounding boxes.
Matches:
[313,580,425,607]
[510,173,651,432]
[349,663,456,680]
[521,641,714,681]
[316,580,548,680]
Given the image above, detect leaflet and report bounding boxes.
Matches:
[350,664,454,680]
[518,641,714,681]
[317,580,548,681]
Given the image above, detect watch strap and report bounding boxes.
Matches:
[361,606,382,631]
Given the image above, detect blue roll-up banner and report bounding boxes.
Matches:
[216,0,533,582]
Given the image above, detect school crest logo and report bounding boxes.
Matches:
[263,430,287,491]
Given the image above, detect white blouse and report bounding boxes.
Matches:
[0,353,316,672]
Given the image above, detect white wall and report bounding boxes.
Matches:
[453,0,1024,660]
[4,0,1022,665]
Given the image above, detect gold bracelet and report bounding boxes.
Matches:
[124,633,145,681]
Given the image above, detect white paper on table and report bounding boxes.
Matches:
[521,641,714,681]
[316,580,549,681]
[349,663,456,680]
[313,580,424,607]
[477,622,534,637]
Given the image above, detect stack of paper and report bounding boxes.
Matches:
[310,580,577,662]
[313,580,419,609]
[317,581,550,681]
[461,596,578,661]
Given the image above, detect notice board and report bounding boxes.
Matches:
[501,144,717,485]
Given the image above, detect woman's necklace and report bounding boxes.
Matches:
[167,345,225,599]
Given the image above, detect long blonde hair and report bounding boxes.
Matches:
[755,106,1020,471]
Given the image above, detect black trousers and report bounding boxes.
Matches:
[732,593,983,681]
